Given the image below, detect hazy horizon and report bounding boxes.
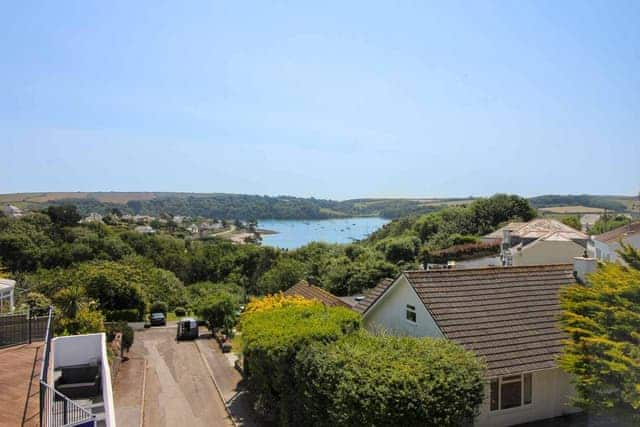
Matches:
[0,190,637,203]
[2,1,639,198]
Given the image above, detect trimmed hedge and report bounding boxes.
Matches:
[105,308,141,322]
[296,332,486,426]
[174,307,186,317]
[240,301,360,425]
[423,240,500,264]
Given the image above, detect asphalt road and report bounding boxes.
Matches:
[114,325,234,427]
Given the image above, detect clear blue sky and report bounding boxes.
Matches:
[1,1,638,199]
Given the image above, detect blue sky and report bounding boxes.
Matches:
[1,1,638,199]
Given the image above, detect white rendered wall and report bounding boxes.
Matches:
[475,368,580,427]
[363,275,443,338]
[512,240,585,266]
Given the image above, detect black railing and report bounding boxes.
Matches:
[39,306,94,427]
[0,308,49,349]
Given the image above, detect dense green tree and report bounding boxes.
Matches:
[46,204,82,227]
[559,261,640,421]
[590,214,632,234]
[195,291,240,335]
[256,257,307,295]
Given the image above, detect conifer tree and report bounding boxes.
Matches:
[559,247,640,421]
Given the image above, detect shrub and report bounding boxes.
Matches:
[149,301,168,315]
[422,240,501,264]
[195,291,240,336]
[296,332,485,426]
[22,291,51,315]
[240,301,360,425]
[55,306,104,336]
[174,306,186,317]
[378,236,421,264]
[105,308,141,322]
[243,293,316,315]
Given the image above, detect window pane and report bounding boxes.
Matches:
[490,379,499,411]
[406,310,416,322]
[501,379,522,409]
[524,373,532,404]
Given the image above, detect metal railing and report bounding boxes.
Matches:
[39,306,95,427]
[0,308,49,349]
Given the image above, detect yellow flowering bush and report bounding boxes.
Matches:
[243,292,317,315]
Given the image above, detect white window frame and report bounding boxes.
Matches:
[405,304,417,324]
[489,373,533,412]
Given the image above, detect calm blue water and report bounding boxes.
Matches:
[259,217,389,249]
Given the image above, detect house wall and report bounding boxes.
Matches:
[590,234,640,264]
[512,240,585,266]
[456,255,502,269]
[363,276,443,338]
[475,368,580,427]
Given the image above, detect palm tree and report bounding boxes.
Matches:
[53,285,86,318]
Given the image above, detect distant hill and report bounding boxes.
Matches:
[0,192,635,220]
[0,192,466,220]
[528,194,637,213]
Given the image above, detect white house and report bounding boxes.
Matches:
[355,263,586,427]
[588,221,640,263]
[469,219,589,267]
[0,278,15,312]
[2,204,24,218]
[134,225,155,234]
[79,212,104,224]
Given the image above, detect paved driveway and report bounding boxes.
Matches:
[114,325,233,427]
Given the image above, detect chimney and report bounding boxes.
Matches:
[573,256,597,284]
[502,229,512,246]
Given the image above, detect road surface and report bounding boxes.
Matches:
[114,325,233,427]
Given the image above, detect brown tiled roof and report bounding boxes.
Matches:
[284,280,350,308]
[595,221,640,244]
[352,278,395,314]
[403,264,575,377]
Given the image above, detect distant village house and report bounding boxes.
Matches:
[2,204,23,218]
[588,221,640,263]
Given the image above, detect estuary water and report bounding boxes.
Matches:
[259,217,389,249]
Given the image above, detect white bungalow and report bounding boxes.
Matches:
[353,260,595,427]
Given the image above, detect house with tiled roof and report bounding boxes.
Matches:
[360,262,591,427]
[284,280,351,308]
[462,218,589,268]
[588,220,640,264]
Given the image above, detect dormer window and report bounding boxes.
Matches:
[405,304,416,323]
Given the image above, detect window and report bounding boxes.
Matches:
[490,373,533,411]
[405,304,416,323]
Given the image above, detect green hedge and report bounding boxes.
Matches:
[295,332,485,427]
[105,308,141,322]
[241,303,360,425]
